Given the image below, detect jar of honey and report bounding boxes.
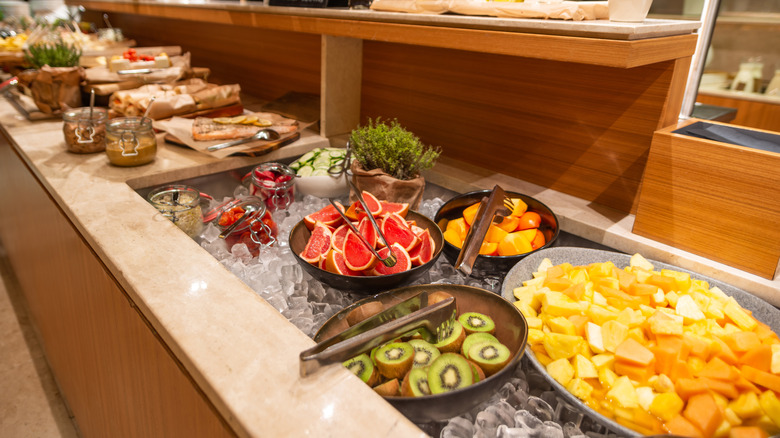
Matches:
[105,117,157,166]
[62,107,108,154]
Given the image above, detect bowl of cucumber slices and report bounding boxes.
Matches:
[290,148,349,198]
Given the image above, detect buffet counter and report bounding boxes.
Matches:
[1,93,779,436]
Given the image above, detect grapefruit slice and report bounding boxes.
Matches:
[300,221,333,264]
[343,229,377,271]
[331,224,349,252]
[380,200,409,218]
[324,249,362,276]
[303,202,345,231]
[381,212,420,252]
[408,229,434,266]
[357,216,377,249]
[358,191,383,217]
[371,243,412,276]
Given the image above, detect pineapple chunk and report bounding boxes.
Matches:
[601,320,629,353]
[540,291,583,317]
[617,308,645,328]
[591,353,615,370]
[607,376,640,409]
[573,354,599,379]
[566,378,594,401]
[647,310,684,336]
[524,275,546,288]
[568,268,589,285]
[724,298,758,331]
[661,269,692,293]
[592,291,608,307]
[527,328,545,345]
[723,407,743,426]
[526,316,543,330]
[649,392,684,421]
[630,253,655,271]
[665,291,680,307]
[586,322,605,354]
[675,294,706,323]
[636,386,656,412]
[760,390,780,428]
[730,392,763,420]
[587,305,618,325]
[547,316,577,335]
[513,301,537,319]
[543,332,583,361]
[599,366,619,389]
[535,258,554,275]
[513,285,541,310]
[546,358,575,386]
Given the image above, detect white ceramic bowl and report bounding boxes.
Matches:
[295,173,349,198]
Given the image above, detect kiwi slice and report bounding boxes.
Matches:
[461,332,500,359]
[434,320,466,353]
[374,342,414,380]
[401,367,431,397]
[458,312,496,335]
[408,339,441,368]
[343,353,379,386]
[468,341,511,377]
[373,378,400,397]
[467,359,486,383]
[427,353,474,394]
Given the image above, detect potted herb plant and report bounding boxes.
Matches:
[16,38,84,114]
[349,118,441,209]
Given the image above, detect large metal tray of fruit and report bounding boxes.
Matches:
[501,247,780,437]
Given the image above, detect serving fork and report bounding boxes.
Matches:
[454,184,514,276]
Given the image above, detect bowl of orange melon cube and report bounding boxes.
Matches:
[501,247,780,438]
[434,190,559,277]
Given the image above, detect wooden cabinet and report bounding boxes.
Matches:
[0,129,235,438]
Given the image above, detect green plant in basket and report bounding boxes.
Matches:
[24,39,82,69]
[350,118,441,181]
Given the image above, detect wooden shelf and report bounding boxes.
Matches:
[73,0,697,68]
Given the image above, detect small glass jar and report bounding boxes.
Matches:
[247,162,295,212]
[213,197,278,257]
[62,107,108,154]
[147,185,205,238]
[105,117,157,166]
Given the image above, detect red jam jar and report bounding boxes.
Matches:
[213,197,277,257]
[247,162,295,212]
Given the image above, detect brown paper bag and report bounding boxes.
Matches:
[16,66,85,114]
[350,160,426,210]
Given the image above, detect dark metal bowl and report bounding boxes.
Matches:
[434,190,560,277]
[314,284,529,423]
[501,247,780,437]
[289,211,443,293]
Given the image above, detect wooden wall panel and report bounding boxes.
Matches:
[0,132,235,438]
[90,12,321,102]
[361,42,677,212]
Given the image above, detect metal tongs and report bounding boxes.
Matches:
[328,175,397,268]
[454,185,514,276]
[299,291,457,377]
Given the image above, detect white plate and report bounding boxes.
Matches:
[500,246,780,437]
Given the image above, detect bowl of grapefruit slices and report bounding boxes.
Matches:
[290,191,444,292]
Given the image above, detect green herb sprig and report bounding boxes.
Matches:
[24,40,81,69]
[349,118,441,181]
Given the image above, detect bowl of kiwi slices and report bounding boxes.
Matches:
[313,284,528,423]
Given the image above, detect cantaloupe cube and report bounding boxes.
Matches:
[615,337,655,367]
[684,392,724,437]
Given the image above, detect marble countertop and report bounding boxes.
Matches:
[2,98,778,437]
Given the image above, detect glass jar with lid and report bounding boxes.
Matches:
[62,107,108,154]
[147,185,207,238]
[245,162,295,212]
[211,197,278,257]
[105,117,157,166]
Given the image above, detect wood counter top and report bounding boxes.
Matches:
[1,99,778,436]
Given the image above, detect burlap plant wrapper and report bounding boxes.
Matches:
[16,66,85,114]
[350,160,426,210]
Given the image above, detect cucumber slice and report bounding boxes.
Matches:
[313,155,332,168]
[310,168,330,176]
[296,165,314,177]
[297,151,318,164]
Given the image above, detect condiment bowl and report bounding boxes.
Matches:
[295,173,349,199]
[289,211,443,293]
[434,190,559,278]
[314,284,528,423]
